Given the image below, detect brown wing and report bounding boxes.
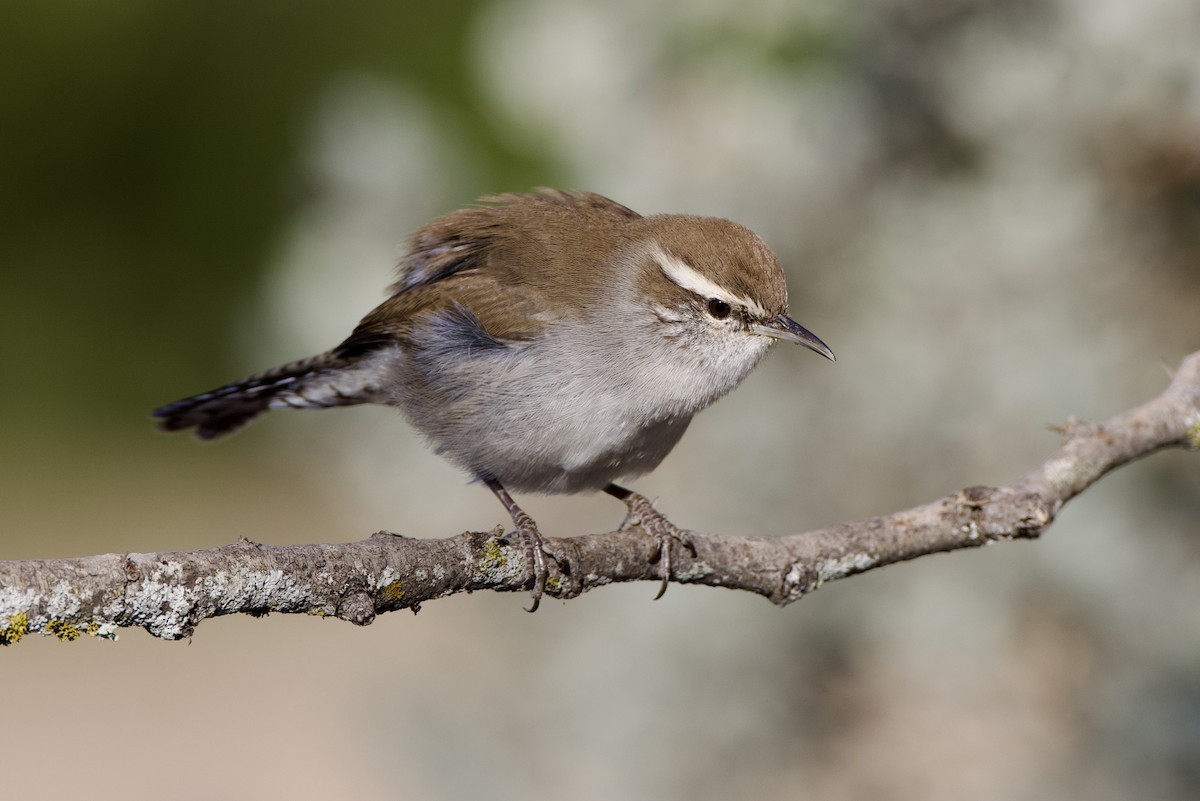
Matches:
[337,190,641,356]
[392,189,640,293]
[336,271,552,358]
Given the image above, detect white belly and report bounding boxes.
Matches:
[381,311,768,493]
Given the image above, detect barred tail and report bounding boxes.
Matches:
[152,351,381,440]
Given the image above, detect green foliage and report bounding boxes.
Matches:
[0,0,554,435]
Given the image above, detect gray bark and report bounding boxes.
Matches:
[2,352,1198,644]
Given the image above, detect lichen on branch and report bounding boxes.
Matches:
[2,351,1198,643]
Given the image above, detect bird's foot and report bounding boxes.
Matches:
[485,477,570,612]
[606,485,696,600]
[500,508,571,613]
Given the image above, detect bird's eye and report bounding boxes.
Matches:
[706,298,732,319]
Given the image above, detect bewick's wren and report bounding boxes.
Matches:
[155,190,834,610]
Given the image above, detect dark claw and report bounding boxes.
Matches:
[523,529,547,613]
[653,542,671,601]
[605,484,694,600]
[484,477,562,612]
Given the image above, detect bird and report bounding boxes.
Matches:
[153,189,834,611]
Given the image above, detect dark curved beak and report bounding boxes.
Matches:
[753,315,835,361]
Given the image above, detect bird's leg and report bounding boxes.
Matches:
[604,483,697,600]
[484,478,567,613]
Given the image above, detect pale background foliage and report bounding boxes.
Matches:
[2,1,1198,799]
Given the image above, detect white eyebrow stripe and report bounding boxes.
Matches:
[654,248,769,318]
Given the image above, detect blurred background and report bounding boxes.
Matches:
[2,1,1199,799]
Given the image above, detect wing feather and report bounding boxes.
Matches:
[338,190,642,357]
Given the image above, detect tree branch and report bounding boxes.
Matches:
[3,352,1198,644]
